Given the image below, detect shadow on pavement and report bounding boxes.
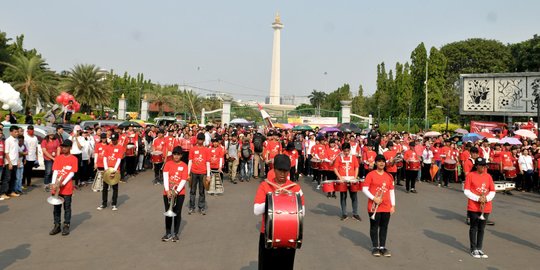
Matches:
[179,220,188,235]
[519,210,540,219]
[117,194,130,206]
[309,203,340,217]
[239,261,257,270]
[339,226,372,251]
[488,229,540,251]
[511,193,540,204]
[0,204,8,214]
[423,229,468,252]
[429,207,466,222]
[71,211,91,231]
[0,243,31,269]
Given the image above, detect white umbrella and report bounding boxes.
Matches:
[230,118,250,124]
[487,138,500,144]
[424,131,441,137]
[515,129,537,139]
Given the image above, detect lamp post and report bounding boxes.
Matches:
[436,105,450,133]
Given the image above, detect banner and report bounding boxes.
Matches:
[470,121,507,133]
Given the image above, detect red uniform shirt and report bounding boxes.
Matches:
[41,139,60,161]
[0,140,4,166]
[208,146,224,169]
[189,145,209,174]
[52,154,79,195]
[432,147,442,162]
[152,137,166,155]
[264,140,282,160]
[500,150,514,168]
[363,150,377,170]
[333,154,359,177]
[364,170,394,212]
[165,136,179,157]
[94,142,107,168]
[322,146,341,171]
[459,150,470,164]
[163,160,188,195]
[104,144,125,170]
[383,150,398,173]
[464,171,495,213]
[254,173,304,233]
[312,144,326,161]
[463,158,475,175]
[283,149,299,168]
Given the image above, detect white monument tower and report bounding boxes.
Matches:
[269,13,283,105]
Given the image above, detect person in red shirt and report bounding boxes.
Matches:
[161,146,188,242]
[283,142,299,182]
[98,133,124,211]
[253,154,304,270]
[383,141,399,186]
[264,131,282,171]
[311,136,325,187]
[334,143,360,221]
[362,144,377,178]
[92,133,108,192]
[362,154,395,257]
[188,133,211,215]
[208,138,225,195]
[152,129,166,184]
[464,157,495,259]
[41,130,60,192]
[49,139,78,236]
[432,142,443,183]
[403,141,421,193]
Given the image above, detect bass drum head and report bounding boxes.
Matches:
[296,193,303,249]
[264,192,274,249]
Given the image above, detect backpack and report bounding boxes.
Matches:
[241,143,252,159]
[294,140,303,151]
[253,134,264,153]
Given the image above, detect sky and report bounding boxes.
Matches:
[1,0,539,103]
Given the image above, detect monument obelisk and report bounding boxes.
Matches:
[269,13,283,105]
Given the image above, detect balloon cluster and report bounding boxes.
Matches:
[0,80,24,112]
[56,92,80,112]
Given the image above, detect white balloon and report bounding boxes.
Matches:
[2,104,9,110]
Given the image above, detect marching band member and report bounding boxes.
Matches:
[441,142,459,187]
[283,142,299,182]
[383,141,399,186]
[94,133,108,172]
[254,154,304,270]
[403,141,421,193]
[208,138,224,195]
[152,129,166,184]
[49,139,78,236]
[323,138,341,198]
[97,133,124,211]
[263,131,282,171]
[362,143,377,178]
[124,126,138,178]
[421,141,433,182]
[188,133,211,215]
[463,157,495,259]
[334,143,360,221]
[161,146,188,242]
[311,136,325,188]
[363,154,395,257]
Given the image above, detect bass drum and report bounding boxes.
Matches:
[265,192,303,249]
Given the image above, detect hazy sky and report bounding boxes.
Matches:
[1,0,539,102]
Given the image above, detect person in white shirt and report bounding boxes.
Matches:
[23,125,40,187]
[518,148,533,192]
[421,142,434,182]
[69,126,86,186]
[2,126,20,197]
[80,130,94,184]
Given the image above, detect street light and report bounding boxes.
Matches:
[435,105,450,133]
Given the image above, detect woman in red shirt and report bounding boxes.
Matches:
[41,130,61,191]
[161,146,188,242]
[362,154,395,257]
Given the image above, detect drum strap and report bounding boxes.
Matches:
[265,180,297,193]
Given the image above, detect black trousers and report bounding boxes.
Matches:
[442,169,455,186]
[258,233,295,270]
[289,167,297,182]
[305,154,312,176]
[313,168,321,184]
[405,170,417,191]
[189,173,206,210]
[24,161,35,186]
[368,212,391,248]
[421,163,431,181]
[2,166,17,194]
[53,195,72,224]
[153,162,164,183]
[468,211,489,251]
[125,156,137,175]
[73,154,82,185]
[163,195,185,234]
[102,183,118,206]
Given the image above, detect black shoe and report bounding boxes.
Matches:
[340,215,348,221]
[172,234,179,242]
[161,233,173,242]
[61,223,70,236]
[371,248,381,257]
[49,224,61,235]
[396,183,403,186]
[200,209,206,215]
[326,193,331,198]
[232,181,237,184]
[380,248,391,257]
[332,193,337,199]
[410,189,417,193]
[352,215,362,221]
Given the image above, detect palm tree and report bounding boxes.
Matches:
[1,53,58,110]
[61,64,112,112]
[145,85,178,116]
[178,88,203,123]
[308,90,327,116]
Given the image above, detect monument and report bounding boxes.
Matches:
[269,13,283,105]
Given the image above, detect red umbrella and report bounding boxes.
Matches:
[478,132,495,139]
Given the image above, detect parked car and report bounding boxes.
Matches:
[79,120,123,131]
[154,117,187,128]
[2,124,69,171]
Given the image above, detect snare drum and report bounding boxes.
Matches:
[334,181,348,192]
[396,161,404,169]
[321,180,335,193]
[151,151,164,163]
[311,158,321,169]
[487,162,500,171]
[126,143,136,156]
[505,181,516,191]
[503,167,517,179]
[264,192,303,249]
[346,179,361,192]
[443,160,457,171]
[406,160,421,171]
[494,181,506,192]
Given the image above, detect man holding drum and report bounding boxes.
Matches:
[403,141,421,193]
[363,154,395,257]
[334,143,361,221]
[254,154,304,270]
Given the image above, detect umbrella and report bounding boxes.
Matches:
[320,127,340,133]
[430,164,439,181]
[487,138,500,144]
[478,132,495,139]
[455,128,469,134]
[499,137,522,145]
[292,125,313,131]
[338,123,362,133]
[230,118,251,124]
[515,129,537,139]
[118,121,142,128]
[462,133,483,142]
[424,131,441,137]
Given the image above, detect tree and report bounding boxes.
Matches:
[61,64,112,112]
[1,53,58,110]
[0,31,11,77]
[394,62,413,118]
[308,90,327,115]
[410,43,428,120]
[426,47,448,123]
[352,84,367,115]
[323,84,352,112]
[510,34,540,72]
[145,85,178,117]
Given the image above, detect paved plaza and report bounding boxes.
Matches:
[1,171,539,270]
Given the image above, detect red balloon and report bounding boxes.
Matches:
[56,96,63,104]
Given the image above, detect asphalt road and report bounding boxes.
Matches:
[1,171,539,270]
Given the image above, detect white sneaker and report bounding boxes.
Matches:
[316,185,321,190]
[477,250,488,258]
[97,205,105,210]
[470,250,481,259]
[112,205,118,211]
